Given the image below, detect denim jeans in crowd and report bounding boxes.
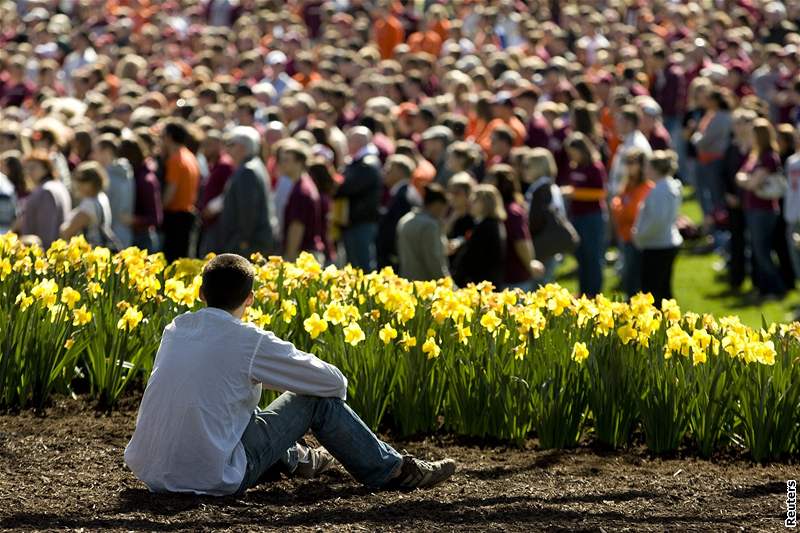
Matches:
[237,392,403,493]
[745,209,787,296]
[620,241,642,298]
[342,222,378,271]
[695,159,725,221]
[571,211,606,297]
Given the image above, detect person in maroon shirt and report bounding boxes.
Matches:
[0,55,35,108]
[563,132,608,296]
[198,130,235,255]
[119,136,163,253]
[485,164,544,291]
[280,143,324,262]
[735,118,787,298]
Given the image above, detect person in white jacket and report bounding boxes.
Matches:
[125,254,456,496]
[633,150,683,304]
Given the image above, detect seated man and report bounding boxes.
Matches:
[124,254,455,495]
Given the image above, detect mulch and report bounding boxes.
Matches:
[0,397,796,532]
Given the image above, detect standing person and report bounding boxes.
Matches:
[396,183,450,281]
[563,133,608,297]
[452,184,507,288]
[774,123,797,290]
[610,148,654,298]
[632,151,684,304]
[307,157,341,265]
[736,118,788,299]
[336,127,382,271]
[280,143,325,262]
[721,109,757,291]
[124,253,456,496]
[784,143,800,281]
[197,130,235,256]
[59,161,115,248]
[161,120,201,262]
[691,87,732,232]
[377,154,421,270]
[215,126,276,258]
[523,148,573,284]
[444,172,476,269]
[484,164,543,291]
[421,126,454,186]
[13,151,71,249]
[94,134,135,249]
[119,137,163,253]
[608,105,652,196]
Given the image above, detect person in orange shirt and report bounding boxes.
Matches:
[161,120,201,262]
[374,3,405,60]
[291,52,321,88]
[609,148,654,297]
[407,17,443,57]
[476,92,526,155]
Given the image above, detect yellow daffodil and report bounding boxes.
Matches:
[72,305,92,326]
[117,305,143,331]
[379,324,398,344]
[422,337,441,359]
[343,321,365,346]
[400,332,417,351]
[60,287,81,309]
[480,310,502,332]
[303,313,328,339]
[571,341,589,364]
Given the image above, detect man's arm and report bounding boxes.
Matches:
[249,329,348,399]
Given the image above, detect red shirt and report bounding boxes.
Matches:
[568,161,607,217]
[283,175,325,255]
[503,201,532,284]
[741,151,781,212]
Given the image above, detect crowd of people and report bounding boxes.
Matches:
[3,0,800,303]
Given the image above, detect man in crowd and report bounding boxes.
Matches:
[336,127,382,272]
[396,183,450,281]
[215,126,275,257]
[279,141,325,261]
[377,153,420,270]
[161,120,201,262]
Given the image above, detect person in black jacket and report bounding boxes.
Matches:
[377,154,421,270]
[336,126,383,271]
[453,184,507,288]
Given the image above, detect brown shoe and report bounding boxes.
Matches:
[384,455,457,490]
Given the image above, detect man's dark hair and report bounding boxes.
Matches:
[201,254,255,311]
[423,183,448,207]
[163,119,190,146]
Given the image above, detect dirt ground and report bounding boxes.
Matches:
[0,398,797,532]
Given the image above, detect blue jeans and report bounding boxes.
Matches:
[343,222,378,272]
[696,159,725,220]
[237,392,402,493]
[571,212,606,297]
[745,209,787,296]
[620,241,642,298]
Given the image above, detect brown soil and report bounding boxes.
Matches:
[0,398,796,532]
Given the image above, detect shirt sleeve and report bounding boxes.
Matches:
[248,329,348,399]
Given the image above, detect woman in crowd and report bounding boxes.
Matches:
[60,161,115,248]
[523,147,571,284]
[444,171,476,267]
[736,118,788,299]
[11,151,71,248]
[453,184,506,288]
[691,87,732,233]
[611,148,653,298]
[632,150,683,304]
[119,136,162,252]
[721,108,757,291]
[563,132,607,297]
[485,164,542,291]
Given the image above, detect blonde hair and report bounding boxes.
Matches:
[472,184,507,221]
[526,148,557,180]
[648,150,678,177]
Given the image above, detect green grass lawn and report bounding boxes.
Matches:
[554,191,800,327]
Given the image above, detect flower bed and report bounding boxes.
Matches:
[1,233,799,460]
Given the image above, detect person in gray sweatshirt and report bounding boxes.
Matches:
[95,134,135,248]
[633,150,683,304]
